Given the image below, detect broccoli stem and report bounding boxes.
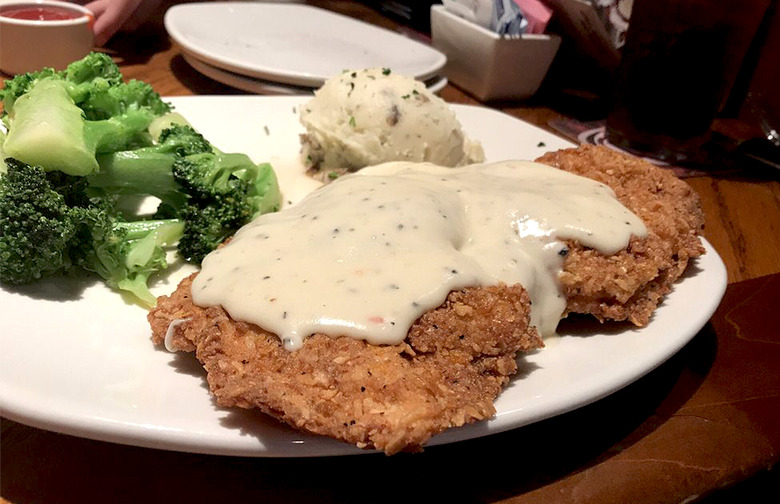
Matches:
[90,150,187,209]
[3,78,100,176]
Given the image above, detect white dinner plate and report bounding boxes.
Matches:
[165,2,447,87]
[0,96,728,457]
[182,53,449,96]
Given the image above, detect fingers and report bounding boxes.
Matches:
[83,0,151,46]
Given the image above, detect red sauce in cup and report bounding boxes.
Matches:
[0,5,84,21]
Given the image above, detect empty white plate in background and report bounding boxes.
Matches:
[165,2,447,87]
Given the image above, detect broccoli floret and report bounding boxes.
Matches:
[75,205,184,306]
[176,202,245,264]
[170,152,281,263]
[65,53,171,123]
[0,159,80,284]
[0,52,171,176]
[62,51,124,112]
[173,154,280,262]
[0,158,183,306]
[0,53,282,306]
[90,125,281,264]
[147,112,192,142]
[64,51,123,84]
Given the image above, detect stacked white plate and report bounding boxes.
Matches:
[165,2,449,95]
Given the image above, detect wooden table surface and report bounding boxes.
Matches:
[2,1,779,503]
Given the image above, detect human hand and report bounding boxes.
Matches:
[83,0,163,46]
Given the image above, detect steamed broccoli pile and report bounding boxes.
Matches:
[0,53,281,306]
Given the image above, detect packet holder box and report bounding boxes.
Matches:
[430,5,561,101]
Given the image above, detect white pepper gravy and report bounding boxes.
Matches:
[191,161,647,350]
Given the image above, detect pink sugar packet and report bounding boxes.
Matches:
[513,0,553,34]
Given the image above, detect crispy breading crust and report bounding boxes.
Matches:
[149,276,542,454]
[535,145,705,325]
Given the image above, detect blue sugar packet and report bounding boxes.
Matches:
[490,0,528,36]
[442,0,527,36]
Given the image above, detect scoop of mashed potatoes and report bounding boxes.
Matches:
[299,68,484,181]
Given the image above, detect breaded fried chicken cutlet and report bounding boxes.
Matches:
[536,145,705,325]
[150,279,541,454]
[148,145,704,454]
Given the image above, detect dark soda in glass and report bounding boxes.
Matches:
[605,0,765,162]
